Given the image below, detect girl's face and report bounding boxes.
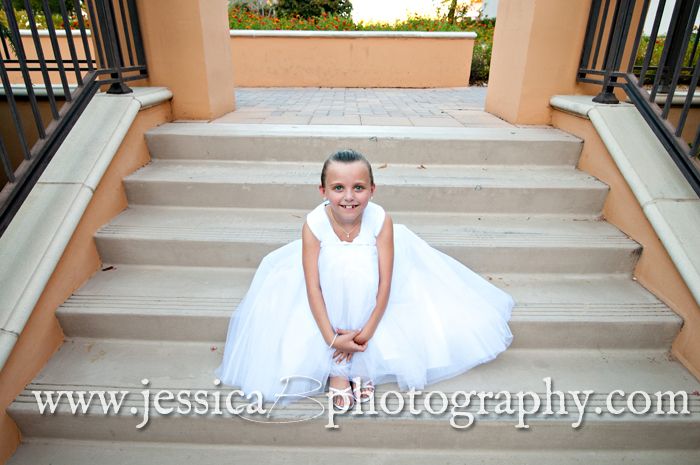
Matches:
[319,161,375,225]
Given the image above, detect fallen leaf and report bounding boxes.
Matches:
[211,346,218,351]
[378,163,388,169]
[102,265,115,272]
[417,164,427,169]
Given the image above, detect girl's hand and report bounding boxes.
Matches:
[353,326,374,346]
[334,326,374,362]
[333,349,353,363]
[331,329,367,353]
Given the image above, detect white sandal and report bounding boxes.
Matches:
[328,385,355,410]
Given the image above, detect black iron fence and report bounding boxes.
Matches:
[0,0,147,235]
[578,0,700,197]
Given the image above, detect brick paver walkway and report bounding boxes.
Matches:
[211,87,514,128]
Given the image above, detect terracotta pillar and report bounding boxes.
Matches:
[485,0,593,125]
[136,0,235,120]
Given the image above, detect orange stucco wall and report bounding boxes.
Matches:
[230,35,474,88]
[667,106,700,146]
[9,32,95,87]
[0,98,61,187]
[9,30,473,91]
[0,100,172,464]
[552,109,700,381]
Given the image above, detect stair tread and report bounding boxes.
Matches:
[59,266,679,322]
[144,123,583,166]
[96,206,637,249]
[146,122,582,143]
[9,440,700,465]
[15,339,700,395]
[126,159,606,190]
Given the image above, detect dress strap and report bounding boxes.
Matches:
[366,202,386,238]
[306,202,330,241]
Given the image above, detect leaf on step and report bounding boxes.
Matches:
[211,346,218,351]
[417,164,427,169]
[378,163,388,169]
[101,266,115,272]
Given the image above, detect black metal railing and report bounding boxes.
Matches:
[578,0,700,197]
[0,0,147,235]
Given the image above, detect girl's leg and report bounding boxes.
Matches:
[350,377,375,403]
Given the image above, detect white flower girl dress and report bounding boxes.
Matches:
[215,201,514,403]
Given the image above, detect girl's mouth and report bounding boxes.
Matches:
[340,205,358,209]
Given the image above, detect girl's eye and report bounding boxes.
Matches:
[333,186,343,191]
[354,186,365,191]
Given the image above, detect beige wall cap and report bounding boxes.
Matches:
[19,29,90,37]
[230,29,476,39]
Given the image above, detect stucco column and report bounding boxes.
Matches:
[485,0,593,125]
[136,0,235,120]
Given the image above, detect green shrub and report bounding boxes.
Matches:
[634,34,699,85]
[276,0,352,19]
[230,8,355,30]
[470,40,491,84]
[1,15,14,55]
[10,0,74,14]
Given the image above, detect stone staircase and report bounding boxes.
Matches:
[7,124,700,463]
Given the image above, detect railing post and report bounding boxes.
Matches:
[92,0,132,94]
[593,0,637,104]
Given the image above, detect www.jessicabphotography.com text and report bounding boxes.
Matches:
[31,376,692,430]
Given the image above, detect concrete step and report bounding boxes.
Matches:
[9,439,700,465]
[144,123,583,166]
[57,265,682,349]
[9,340,700,450]
[123,160,608,215]
[94,206,640,273]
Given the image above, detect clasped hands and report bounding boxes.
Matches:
[331,327,372,363]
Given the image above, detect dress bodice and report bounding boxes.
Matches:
[305,201,386,329]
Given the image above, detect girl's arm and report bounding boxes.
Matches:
[355,214,394,345]
[302,222,366,354]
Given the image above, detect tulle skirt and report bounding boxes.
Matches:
[215,225,514,404]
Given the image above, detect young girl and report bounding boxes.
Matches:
[215,150,514,408]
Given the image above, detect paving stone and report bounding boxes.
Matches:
[222,87,490,127]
